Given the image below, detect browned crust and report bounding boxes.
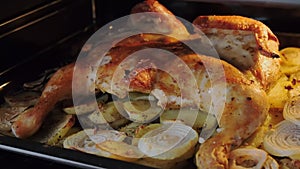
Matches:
[131,0,173,15]
[193,15,280,58]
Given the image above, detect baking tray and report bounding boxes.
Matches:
[0,31,299,169]
[1,0,300,168]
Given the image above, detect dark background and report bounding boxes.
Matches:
[0,0,300,168]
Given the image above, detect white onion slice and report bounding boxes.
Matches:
[263,120,300,158]
[283,95,300,125]
[263,156,279,169]
[138,123,198,160]
[229,147,268,169]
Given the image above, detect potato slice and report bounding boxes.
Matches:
[63,129,126,157]
[56,127,82,147]
[63,94,109,115]
[63,102,97,115]
[132,123,162,146]
[267,75,291,109]
[76,101,129,129]
[84,101,129,128]
[279,47,300,75]
[128,92,156,101]
[31,109,75,146]
[123,100,163,123]
[119,122,147,137]
[99,102,125,123]
[288,71,300,98]
[134,123,162,138]
[280,47,300,67]
[96,141,144,162]
[160,108,207,132]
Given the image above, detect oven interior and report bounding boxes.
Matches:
[0,0,300,168]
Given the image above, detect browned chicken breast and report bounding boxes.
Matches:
[193,15,281,89]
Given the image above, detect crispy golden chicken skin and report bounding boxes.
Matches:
[193,15,281,89]
[130,0,190,38]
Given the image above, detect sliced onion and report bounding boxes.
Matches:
[229,147,268,169]
[138,123,198,160]
[263,156,279,169]
[63,129,126,157]
[263,120,300,158]
[283,95,300,125]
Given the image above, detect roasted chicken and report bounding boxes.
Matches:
[193,15,281,89]
[11,1,281,169]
